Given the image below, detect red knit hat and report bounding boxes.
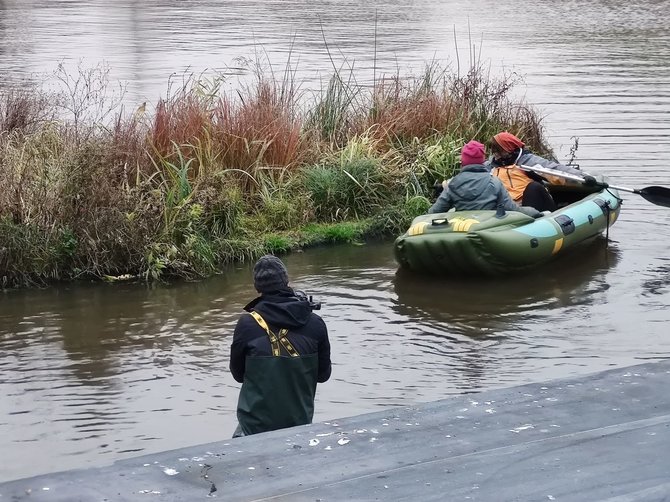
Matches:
[493,132,525,153]
[460,140,486,166]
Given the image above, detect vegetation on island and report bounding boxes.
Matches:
[0,58,553,289]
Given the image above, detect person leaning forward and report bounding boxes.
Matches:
[429,140,541,218]
[486,131,598,212]
[229,255,332,437]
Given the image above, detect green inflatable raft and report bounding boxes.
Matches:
[394,184,622,276]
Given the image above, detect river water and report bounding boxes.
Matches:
[1,0,670,483]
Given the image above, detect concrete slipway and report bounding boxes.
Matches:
[2,360,669,502]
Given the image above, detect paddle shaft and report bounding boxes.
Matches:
[518,164,639,194]
[518,164,670,208]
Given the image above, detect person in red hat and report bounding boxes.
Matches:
[428,140,540,217]
[487,131,597,212]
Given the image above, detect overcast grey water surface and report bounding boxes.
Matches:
[1,0,670,483]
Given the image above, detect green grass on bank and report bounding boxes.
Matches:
[0,60,554,289]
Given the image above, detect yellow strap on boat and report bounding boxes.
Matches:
[249,311,300,357]
[408,221,429,236]
[552,237,564,255]
[450,217,479,232]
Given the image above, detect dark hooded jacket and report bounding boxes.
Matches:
[229,288,331,435]
[428,164,540,217]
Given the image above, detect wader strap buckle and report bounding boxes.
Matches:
[249,311,300,357]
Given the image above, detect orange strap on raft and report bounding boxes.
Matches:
[249,311,300,357]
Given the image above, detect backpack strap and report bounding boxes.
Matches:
[249,311,300,357]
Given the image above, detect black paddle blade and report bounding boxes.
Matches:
[639,186,670,208]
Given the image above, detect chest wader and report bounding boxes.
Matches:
[236,311,318,436]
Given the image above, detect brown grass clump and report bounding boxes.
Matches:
[148,93,212,172]
[363,73,456,145]
[0,86,54,135]
[212,79,308,190]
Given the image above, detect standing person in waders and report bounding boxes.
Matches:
[229,255,331,437]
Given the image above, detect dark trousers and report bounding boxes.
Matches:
[522,182,556,212]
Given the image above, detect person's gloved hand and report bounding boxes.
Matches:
[583,174,598,187]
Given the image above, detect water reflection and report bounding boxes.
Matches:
[393,238,621,336]
[0,277,257,471]
[640,260,670,298]
[390,240,621,390]
[2,282,225,383]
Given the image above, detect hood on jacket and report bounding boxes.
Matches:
[243,288,312,328]
[448,164,492,201]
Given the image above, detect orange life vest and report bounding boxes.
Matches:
[491,165,532,202]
